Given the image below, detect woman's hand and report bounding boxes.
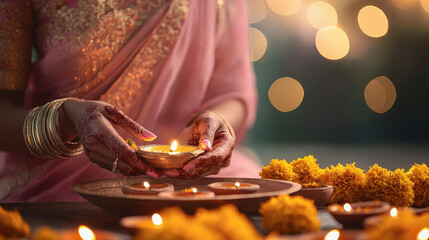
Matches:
[60,99,159,177]
[166,111,235,179]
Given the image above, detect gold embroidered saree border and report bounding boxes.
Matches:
[100,0,190,113]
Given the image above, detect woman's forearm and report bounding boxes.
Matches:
[0,91,29,152]
[208,99,246,135]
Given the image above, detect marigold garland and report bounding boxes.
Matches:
[318,163,365,204]
[407,163,429,207]
[259,159,297,182]
[290,155,324,184]
[259,195,321,234]
[365,210,429,240]
[133,205,262,240]
[364,164,414,207]
[0,205,30,238]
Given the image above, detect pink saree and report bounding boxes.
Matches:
[0,0,259,201]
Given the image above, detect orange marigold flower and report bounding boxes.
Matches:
[364,164,414,207]
[0,206,30,238]
[259,159,297,182]
[259,195,321,234]
[319,163,365,204]
[407,163,429,207]
[290,155,324,184]
[365,210,429,240]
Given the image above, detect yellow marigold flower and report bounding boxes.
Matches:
[259,159,297,181]
[32,226,61,240]
[319,163,365,204]
[195,205,262,240]
[407,163,429,207]
[133,206,262,240]
[290,155,324,184]
[259,195,321,234]
[364,164,414,207]
[0,205,30,238]
[365,210,429,240]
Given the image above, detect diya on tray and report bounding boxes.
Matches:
[136,140,204,169]
[122,181,174,195]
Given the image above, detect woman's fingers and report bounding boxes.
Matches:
[188,112,221,151]
[102,105,157,141]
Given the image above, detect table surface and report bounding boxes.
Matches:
[2,201,365,240]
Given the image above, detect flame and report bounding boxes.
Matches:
[417,228,429,240]
[235,182,241,188]
[390,207,398,217]
[170,140,178,152]
[324,229,340,240]
[152,213,163,226]
[143,181,150,189]
[192,187,197,194]
[343,203,352,212]
[78,225,96,240]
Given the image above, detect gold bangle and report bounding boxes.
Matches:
[23,98,84,160]
[185,110,236,140]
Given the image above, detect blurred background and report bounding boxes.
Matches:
[243,0,429,169]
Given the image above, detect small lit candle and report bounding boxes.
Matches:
[136,140,204,169]
[328,201,391,228]
[158,187,215,199]
[207,181,260,195]
[390,207,398,218]
[122,181,174,195]
[324,229,340,240]
[417,228,429,240]
[78,226,95,240]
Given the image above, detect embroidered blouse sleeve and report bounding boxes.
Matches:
[0,0,33,91]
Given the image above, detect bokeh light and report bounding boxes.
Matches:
[422,0,429,13]
[358,6,389,38]
[268,77,304,112]
[393,0,418,9]
[247,0,267,23]
[307,1,338,29]
[364,76,397,114]
[267,0,302,16]
[315,26,350,60]
[249,27,268,62]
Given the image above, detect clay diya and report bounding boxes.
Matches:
[60,225,121,240]
[158,187,215,199]
[122,181,174,195]
[136,140,204,169]
[291,183,333,206]
[120,213,163,233]
[206,181,260,195]
[328,201,391,228]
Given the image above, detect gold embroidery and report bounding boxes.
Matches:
[100,0,190,113]
[33,0,167,93]
[0,1,33,90]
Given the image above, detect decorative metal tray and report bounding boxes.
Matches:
[73,177,301,215]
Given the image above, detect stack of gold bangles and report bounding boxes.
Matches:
[23,98,84,160]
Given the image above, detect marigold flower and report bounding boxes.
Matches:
[365,210,429,240]
[259,159,297,181]
[290,155,324,184]
[0,206,30,238]
[319,163,365,204]
[407,163,429,207]
[133,205,262,240]
[259,195,321,234]
[364,164,414,207]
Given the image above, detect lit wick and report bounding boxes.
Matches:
[417,228,429,240]
[143,181,151,190]
[235,182,240,189]
[390,207,397,218]
[343,203,352,212]
[170,140,178,152]
[192,187,197,195]
[78,225,96,240]
[152,213,163,226]
[324,229,340,240]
